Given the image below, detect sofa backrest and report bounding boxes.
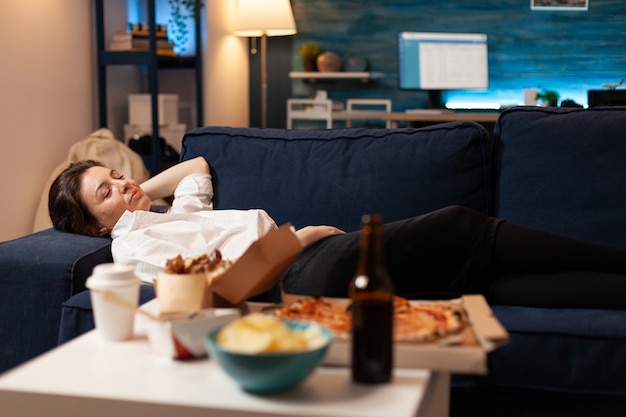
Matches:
[181,123,493,232]
[494,106,626,246]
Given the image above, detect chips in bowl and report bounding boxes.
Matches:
[216,313,327,354]
[204,314,333,393]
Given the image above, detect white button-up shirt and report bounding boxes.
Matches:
[111,173,277,282]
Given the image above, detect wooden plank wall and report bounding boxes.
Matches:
[288,0,625,111]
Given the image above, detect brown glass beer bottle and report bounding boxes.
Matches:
[349,214,394,384]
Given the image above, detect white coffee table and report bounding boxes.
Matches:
[0,330,449,417]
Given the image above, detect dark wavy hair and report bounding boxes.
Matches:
[48,160,106,237]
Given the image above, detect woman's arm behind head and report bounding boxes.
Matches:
[48,157,210,237]
[140,156,209,201]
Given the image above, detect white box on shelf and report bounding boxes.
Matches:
[128,94,179,126]
[123,124,187,153]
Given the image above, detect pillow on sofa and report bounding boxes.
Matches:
[494,106,626,246]
[180,123,494,232]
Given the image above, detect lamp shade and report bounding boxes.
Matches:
[234,0,297,37]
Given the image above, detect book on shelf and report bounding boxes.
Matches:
[108,46,177,56]
[116,29,169,39]
[109,30,175,54]
[128,29,168,38]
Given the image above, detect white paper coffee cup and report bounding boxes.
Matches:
[86,263,141,341]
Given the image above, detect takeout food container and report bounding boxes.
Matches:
[154,224,303,313]
[146,224,302,359]
[144,307,240,360]
[279,292,509,375]
[155,272,210,314]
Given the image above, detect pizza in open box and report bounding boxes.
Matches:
[275,296,467,343]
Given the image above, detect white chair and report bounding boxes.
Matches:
[343,99,392,128]
[286,98,392,129]
[286,98,333,129]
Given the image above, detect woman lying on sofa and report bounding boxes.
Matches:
[48,156,626,310]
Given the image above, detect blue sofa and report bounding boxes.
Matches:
[1,106,625,415]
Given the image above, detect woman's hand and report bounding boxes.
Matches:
[295,225,346,247]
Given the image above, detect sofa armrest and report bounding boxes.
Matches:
[0,228,112,372]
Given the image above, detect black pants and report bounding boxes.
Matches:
[280,206,626,310]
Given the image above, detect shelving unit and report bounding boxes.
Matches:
[289,71,384,83]
[94,0,204,174]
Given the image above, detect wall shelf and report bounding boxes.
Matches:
[289,71,384,83]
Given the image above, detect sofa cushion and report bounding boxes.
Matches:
[491,305,626,396]
[452,304,626,411]
[0,228,112,372]
[494,106,626,246]
[181,123,493,233]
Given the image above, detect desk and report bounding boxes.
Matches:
[381,112,500,128]
[333,110,391,126]
[0,330,448,417]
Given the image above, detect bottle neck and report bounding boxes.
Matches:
[357,218,384,274]
[353,214,394,297]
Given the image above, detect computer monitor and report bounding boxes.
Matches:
[398,32,489,108]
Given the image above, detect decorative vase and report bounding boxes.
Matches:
[316,52,342,72]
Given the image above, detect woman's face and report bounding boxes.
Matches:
[79,166,151,232]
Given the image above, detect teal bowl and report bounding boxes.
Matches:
[204,320,333,393]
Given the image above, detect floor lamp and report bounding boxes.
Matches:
[234,0,297,128]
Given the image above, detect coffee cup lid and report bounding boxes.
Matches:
[86,263,140,289]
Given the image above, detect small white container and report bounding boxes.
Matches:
[145,308,240,359]
[128,94,179,126]
[86,263,141,342]
[524,88,539,106]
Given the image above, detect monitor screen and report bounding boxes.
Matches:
[398,32,489,91]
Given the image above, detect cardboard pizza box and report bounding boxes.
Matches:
[278,292,509,375]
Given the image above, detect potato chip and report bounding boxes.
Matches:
[216,313,326,354]
[217,321,274,353]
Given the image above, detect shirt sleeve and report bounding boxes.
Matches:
[168,173,214,214]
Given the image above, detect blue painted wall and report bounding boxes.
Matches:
[290,0,626,110]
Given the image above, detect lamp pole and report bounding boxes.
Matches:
[261,33,268,128]
[233,0,296,129]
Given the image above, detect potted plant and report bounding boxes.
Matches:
[536,89,560,107]
[168,0,204,53]
[299,43,321,72]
